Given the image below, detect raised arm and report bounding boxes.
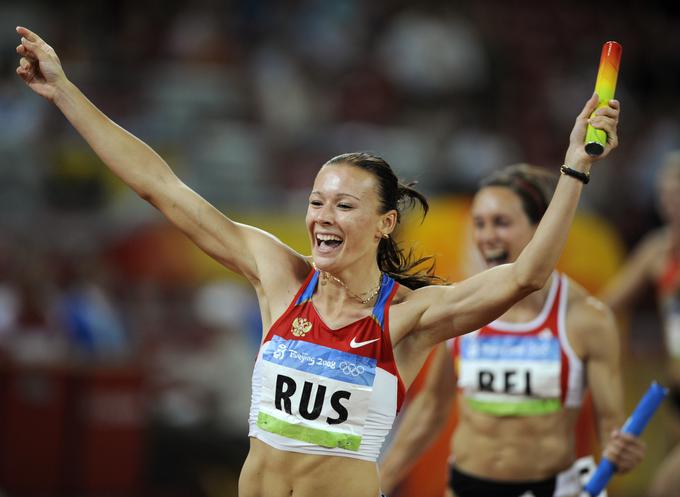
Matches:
[399,95,620,345]
[15,26,307,288]
[573,297,645,473]
[380,344,456,494]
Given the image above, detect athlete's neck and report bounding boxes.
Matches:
[314,262,383,306]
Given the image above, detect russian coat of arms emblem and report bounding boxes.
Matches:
[291,317,312,337]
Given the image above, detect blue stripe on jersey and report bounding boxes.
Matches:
[263,335,377,386]
[460,335,560,361]
[296,271,320,305]
[371,274,395,329]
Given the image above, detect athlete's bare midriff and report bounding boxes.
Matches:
[239,438,381,497]
[452,402,580,481]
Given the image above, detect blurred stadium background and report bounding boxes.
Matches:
[0,1,679,496]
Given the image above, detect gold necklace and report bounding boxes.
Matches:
[312,262,382,305]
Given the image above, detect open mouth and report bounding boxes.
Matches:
[315,233,344,254]
[483,248,509,266]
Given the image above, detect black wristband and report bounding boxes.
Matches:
[560,164,590,184]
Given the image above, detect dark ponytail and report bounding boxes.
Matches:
[324,152,442,289]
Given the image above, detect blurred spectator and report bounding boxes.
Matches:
[145,280,256,497]
[377,9,489,97]
[55,251,129,360]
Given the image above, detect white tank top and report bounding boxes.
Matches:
[450,273,585,416]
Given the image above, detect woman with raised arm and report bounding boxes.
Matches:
[380,165,646,497]
[16,26,619,497]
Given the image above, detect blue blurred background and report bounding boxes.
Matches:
[0,1,679,496]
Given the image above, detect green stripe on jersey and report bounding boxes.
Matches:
[257,411,362,451]
[466,397,561,416]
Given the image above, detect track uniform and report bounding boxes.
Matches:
[248,269,405,463]
[448,273,594,497]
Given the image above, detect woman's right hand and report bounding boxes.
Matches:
[15,26,68,102]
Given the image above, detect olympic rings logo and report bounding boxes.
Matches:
[339,361,365,377]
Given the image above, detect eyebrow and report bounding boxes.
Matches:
[310,191,361,201]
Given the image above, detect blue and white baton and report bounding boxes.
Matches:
[582,381,668,496]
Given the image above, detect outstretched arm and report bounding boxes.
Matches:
[15,26,307,288]
[399,95,620,345]
[380,344,456,495]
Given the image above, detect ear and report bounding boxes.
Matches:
[376,209,398,239]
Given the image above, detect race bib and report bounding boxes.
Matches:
[458,333,562,415]
[256,335,376,451]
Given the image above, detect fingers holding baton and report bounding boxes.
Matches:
[581,382,668,497]
[585,41,623,156]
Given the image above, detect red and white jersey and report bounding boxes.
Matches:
[248,269,405,461]
[450,273,585,416]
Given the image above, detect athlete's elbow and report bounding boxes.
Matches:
[139,189,164,210]
[512,249,555,294]
[139,190,153,203]
[513,269,547,295]
[138,176,176,208]
[521,276,545,294]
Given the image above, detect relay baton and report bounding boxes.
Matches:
[582,381,668,496]
[585,41,622,156]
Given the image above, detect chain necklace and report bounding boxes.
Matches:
[312,262,382,305]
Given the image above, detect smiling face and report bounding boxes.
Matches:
[306,163,396,273]
[471,186,537,267]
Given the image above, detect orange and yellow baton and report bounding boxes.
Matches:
[585,41,622,156]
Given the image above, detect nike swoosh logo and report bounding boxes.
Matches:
[349,337,380,348]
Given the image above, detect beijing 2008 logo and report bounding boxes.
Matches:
[339,361,365,377]
[273,343,287,360]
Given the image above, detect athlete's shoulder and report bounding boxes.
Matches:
[565,276,612,321]
[563,276,591,305]
[564,276,617,351]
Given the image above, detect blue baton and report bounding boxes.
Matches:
[582,381,668,496]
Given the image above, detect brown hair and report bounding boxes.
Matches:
[479,163,557,225]
[324,152,441,289]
